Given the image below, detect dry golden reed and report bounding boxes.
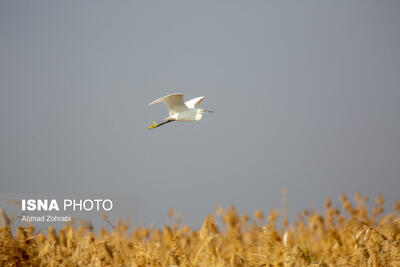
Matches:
[1,193,400,266]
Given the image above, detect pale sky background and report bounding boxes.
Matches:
[0,1,399,228]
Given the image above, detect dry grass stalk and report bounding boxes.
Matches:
[0,193,399,266]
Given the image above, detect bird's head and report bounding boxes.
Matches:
[195,109,213,121]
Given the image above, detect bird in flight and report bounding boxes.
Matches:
[148,93,213,129]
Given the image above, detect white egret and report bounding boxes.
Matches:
[148,93,213,129]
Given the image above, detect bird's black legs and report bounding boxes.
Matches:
[148,119,175,129]
[155,120,174,128]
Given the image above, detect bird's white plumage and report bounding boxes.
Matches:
[148,93,212,129]
[185,96,204,109]
[148,93,188,116]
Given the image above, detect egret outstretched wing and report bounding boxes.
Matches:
[149,93,188,116]
[185,96,204,109]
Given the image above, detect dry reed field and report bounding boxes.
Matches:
[1,193,400,266]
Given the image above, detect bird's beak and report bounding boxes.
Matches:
[203,110,214,113]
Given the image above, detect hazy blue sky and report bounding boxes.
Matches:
[1,1,399,227]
